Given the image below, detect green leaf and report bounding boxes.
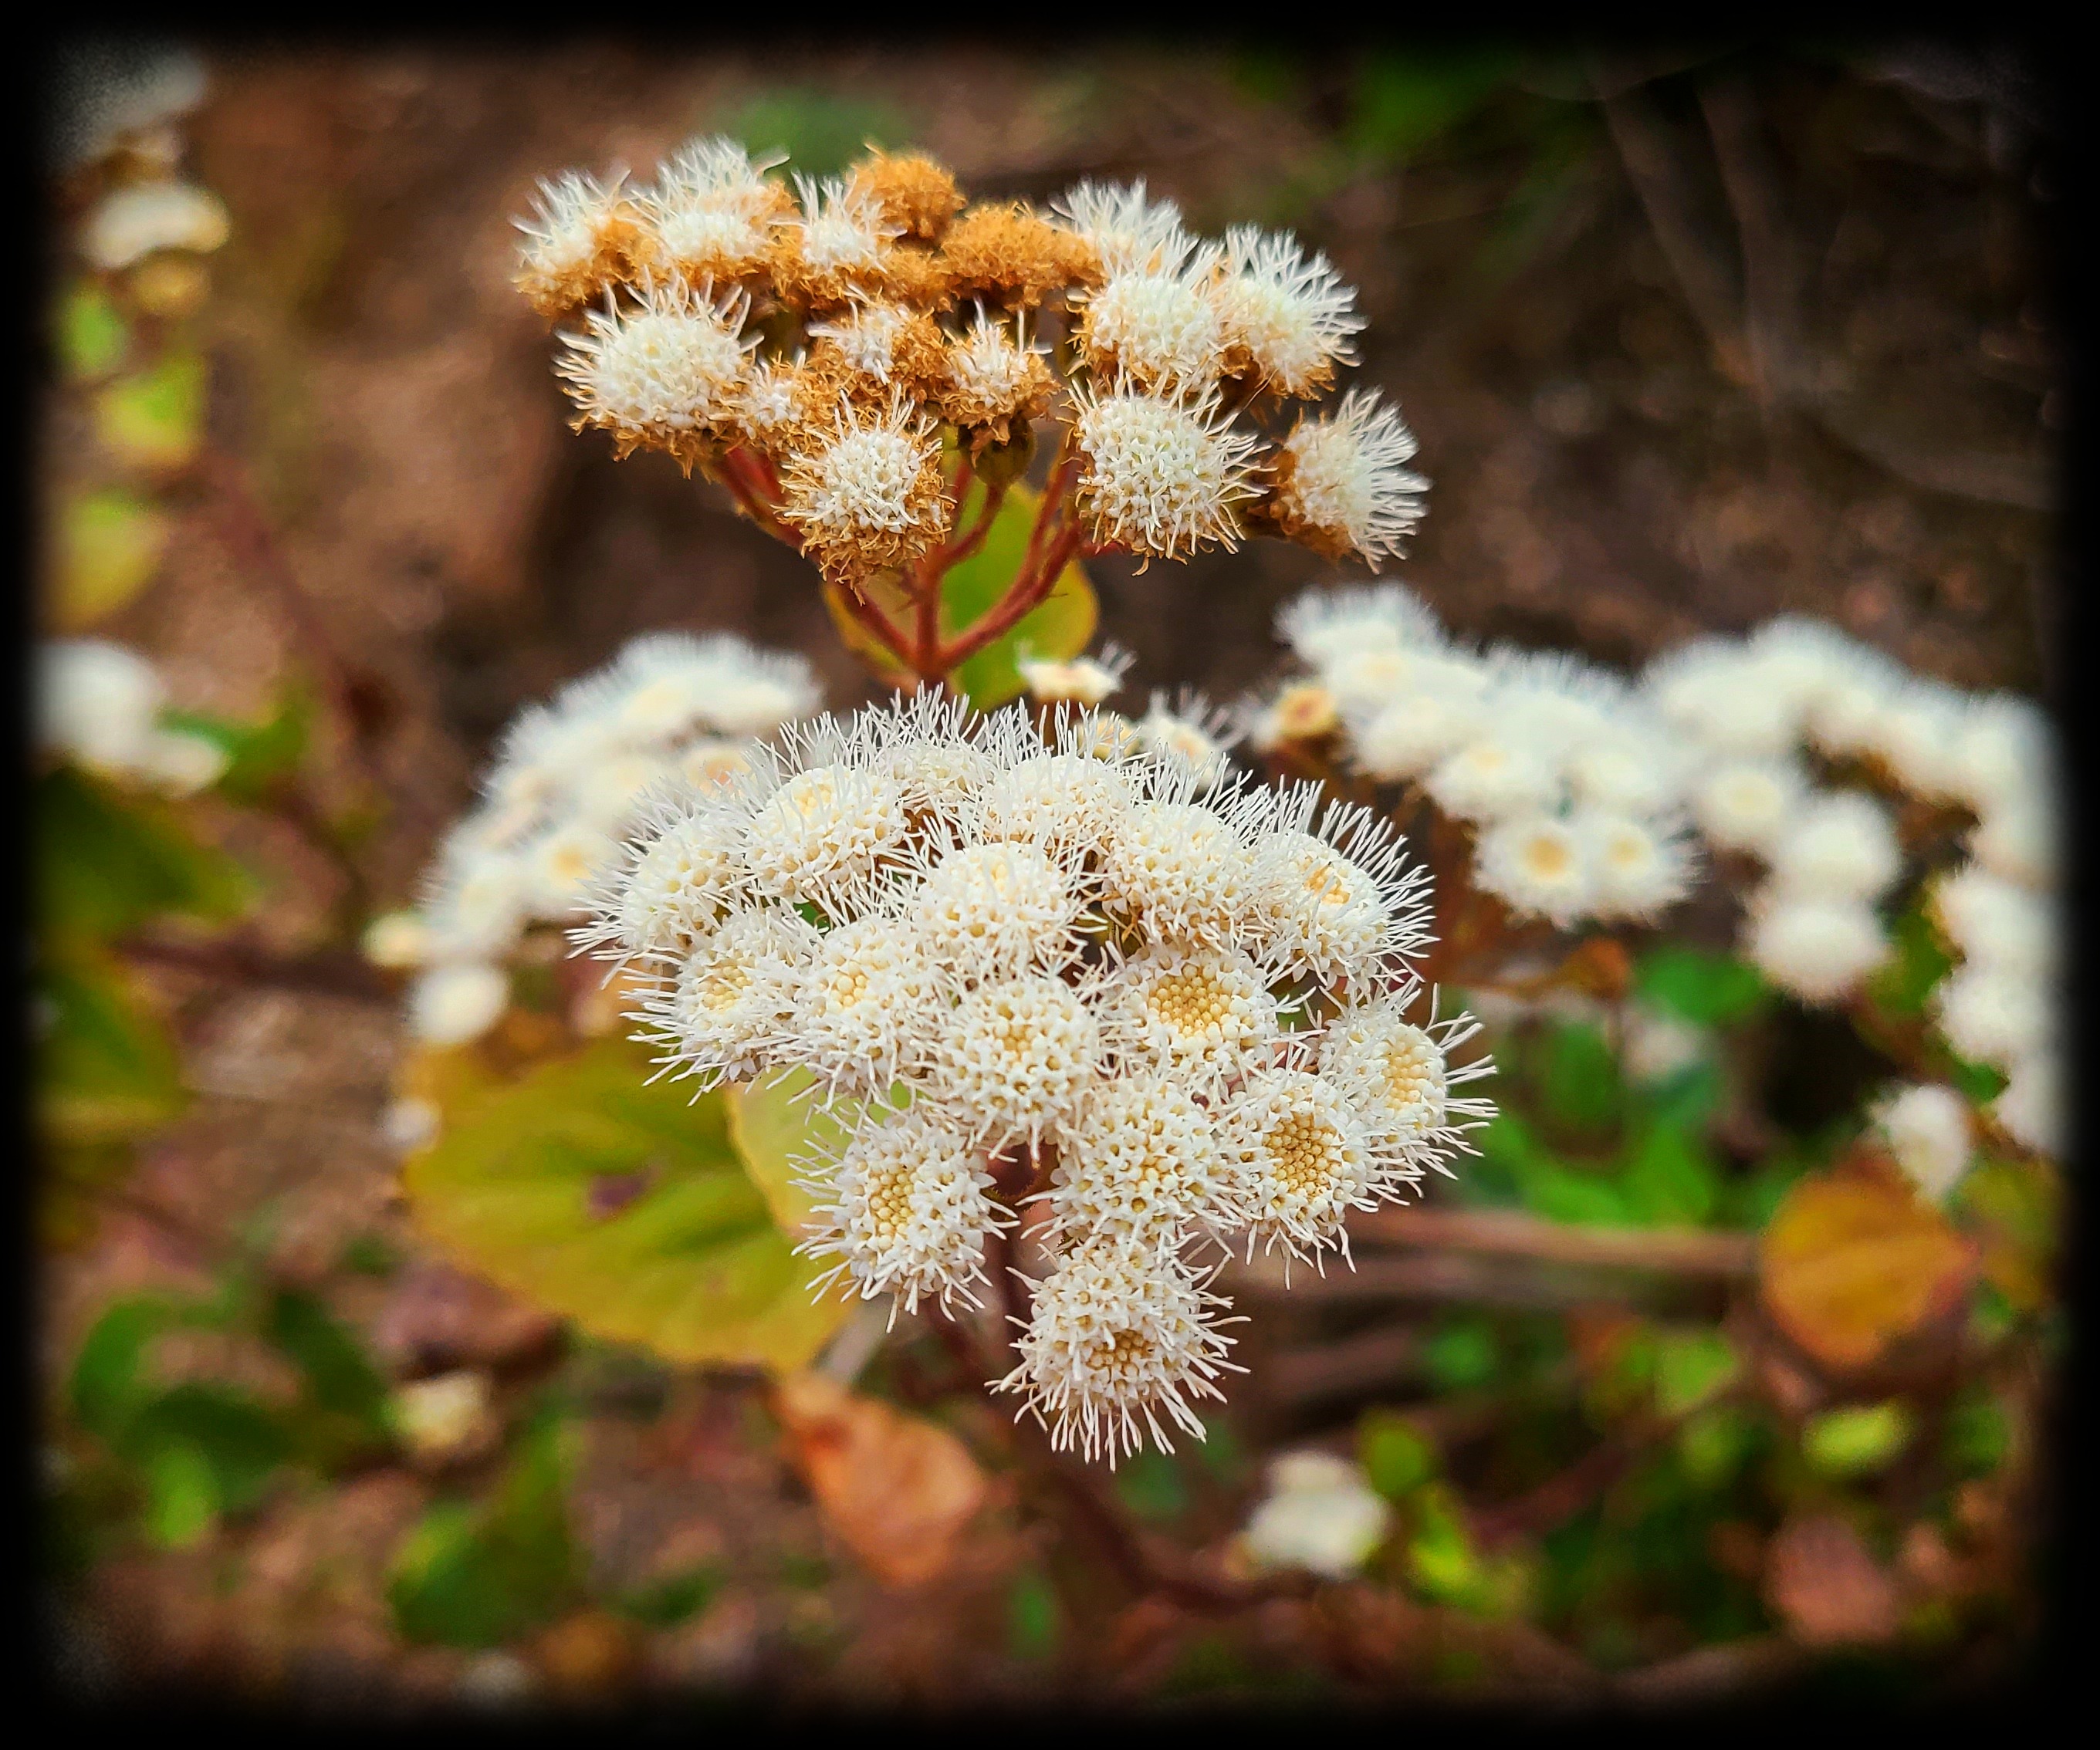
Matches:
[1113,1450,1188,1523]
[163,688,313,804]
[1539,1022,1622,1135]
[1349,50,1517,164]
[1424,1317,1500,1392]
[53,488,171,628]
[1676,1404,1757,1489]
[1005,1567,1061,1662]
[1867,902,1953,1019]
[36,949,188,1144]
[143,1443,219,1549]
[1620,1121,1721,1228]
[126,1383,294,1515]
[36,766,251,938]
[614,1565,721,1629]
[941,480,1098,709]
[1652,1329,1740,1418]
[389,1413,577,1647]
[1359,1411,1438,1501]
[1635,946,1768,1027]
[1801,1401,1914,1478]
[69,1297,176,1441]
[266,1289,396,1460]
[1943,1388,2010,1477]
[93,349,207,471]
[59,282,130,381]
[404,1038,849,1373]
[723,88,913,179]
[722,1066,864,1240]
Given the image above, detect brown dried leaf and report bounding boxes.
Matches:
[1758,1160,1975,1372]
[772,1373,988,1590]
[1764,1514,1900,1647]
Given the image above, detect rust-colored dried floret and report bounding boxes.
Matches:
[1259,448,1355,562]
[806,306,952,404]
[881,245,960,312]
[936,319,1056,448]
[634,179,794,292]
[514,174,647,319]
[940,204,1099,309]
[846,151,965,243]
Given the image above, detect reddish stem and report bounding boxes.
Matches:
[938,515,1083,673]
[833,575,918,675]
[716,446,798,546]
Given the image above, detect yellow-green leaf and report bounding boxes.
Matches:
[59,282,130,381]
[94,349,206,472]
[54,488,171,627]
[942,480,1097,708]
[36,948,187,1144]
[725,1066,907,1240]
[403,1038,849,1373]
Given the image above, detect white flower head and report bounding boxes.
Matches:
[1072,381,1262,562]
[1932,964,2052,1071]
[39,639,165,777]
[1473,812,1594,930]
[1764,791,1902,903]
[1693,758,1807,857]
[610,631,820,742]
[642,904,820,1090]
[1930,865,2056,981]
[905,838,1084,986]
[1968,797,2058,892]
[1424,732,1562,826]
[997,1236,1238,1467]
[1103,942,1280,1086]
[742,757,912,917]
[1643,637,1803,761]
[801,1106,1003,1320]
[1224,1069,1386,1263]
[1993,1051,2061,1158]
[1212,226,1364,397]
[1240,1451,1391,1580]
[408,962,509,1047]
[1578,809,1698,921]
[788,173,898,276]
[513,168,637,312]
[1101,797,1256,948]
[1076,240,1228,397]
[639,136,785,281]
[1743,891,1888,1005]
[777,389,950,582]
[1870,1083,1973,1204]
[926,972,1102,1148]
[1269,387,1429,567]
[1243,793,1429,988]
[1053,178,1189,276]
[1135,690,1239,788]
[1277,583,1446,667]
[1049,1070,1237,1249]
[1318,996,1472,1153]
[971,746,1136,863]
[556,279,755,461]
[1018,646,1131,707]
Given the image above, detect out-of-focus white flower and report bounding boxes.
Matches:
[1692,758,1806,857]
[1870,1083,1973,1203]
[83,180,230,270]
[1019,648,1131,707]
[1744,894,1888,1003]
[1472,813,1593,928]
[1993,1052,2061,1159]
[1933,965,2051,1070]
[364,910,433,970]
[1576,809,1696,921]
[1931,865,2056,981]
[408,963,510,1046]
[39,639,164,776]
[1239,1451,1392,1581]
[381,1096,442,1155]
[1623,1004,1710,1086]
[392,1370,500,1466]
[1968,799,2058,892]
[1764,791,1903,903]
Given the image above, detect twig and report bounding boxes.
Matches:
[1225,1248,1729,1312]
[117,933,394,1005]
[1594,69,1752,388]
[1470,1437,1633,1549]
[1698,72,1807,410]
[1611,1634,1807,1704]
[1268,1326,1425,1406]
[1352,1207,1756,1279]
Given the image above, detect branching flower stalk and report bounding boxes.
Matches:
[513,144,1428,692]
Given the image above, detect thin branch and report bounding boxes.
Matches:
[1594,69,1752,388]
[938,516,1083,672]
[117,933,394,1005]
[1351,1207,1757,1279]
[830,575,918,675]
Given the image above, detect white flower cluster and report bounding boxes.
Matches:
[1640,618,2061,1155]
[1258,590,2063,1159]
[37,639,230,796]
[585,692,1490,1465]
[1262,588,1701,930]
[371,631,819,1049]
[1870,1082,1974,1204]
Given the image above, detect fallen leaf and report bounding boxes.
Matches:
[772,1372,988,1590]
[1764,1514,1899,1647]
[1758,1158,1976,1372]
